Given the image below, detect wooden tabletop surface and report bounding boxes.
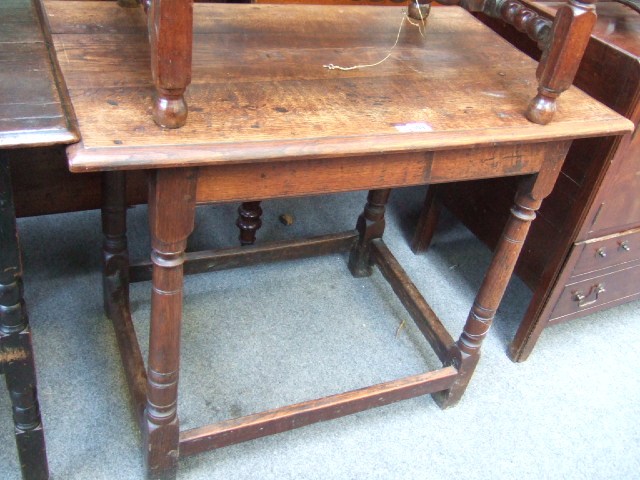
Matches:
[43,1,632,172]
[0,0,77,149]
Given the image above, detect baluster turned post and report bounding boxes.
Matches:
[102,172,129,321]
[145,167,198,479]
[349,189,392,277]
[237,202,263,246]
[480,0,596,124]
[0,155,48,480]
[526,0,596,124]
[433,142,570,408]
[441,0,596,124]
[117,0,193,128]
[148,0,194,128]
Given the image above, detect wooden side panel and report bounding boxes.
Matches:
[195,142,553,204]
[195,153,432,203]
[8,146,147,218]
[584,114,640,236]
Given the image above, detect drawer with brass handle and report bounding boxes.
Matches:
[571,227,640,278]
[572,283,606,308]
[549,262,640,324]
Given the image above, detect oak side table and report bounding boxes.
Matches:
[44,1,631,478]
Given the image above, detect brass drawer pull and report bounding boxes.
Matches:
[573,283,606,308]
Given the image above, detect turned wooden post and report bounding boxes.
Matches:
[102,171,149,423]
[145,167,198,480]
[102,172,130,321]
[237,201,263,246]
[0,155,48,480]
[526,0,597,124]
[478,0,596,124]
[349,189,392,277]
[148,0,193,128]
[434,142,571,408]
[443,0,596,124]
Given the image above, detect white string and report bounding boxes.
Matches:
[323,13,408,71]
[406,0,428,38]
[323,2,428,72]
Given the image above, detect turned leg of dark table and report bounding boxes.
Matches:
[433,143,569,408]
[0,154,49,480]
[102,172,130,322]
[102,171,148,424]
[432,178,540,407]
[349,189,392,277]
[144,167,198,480]
[237,201,263,246]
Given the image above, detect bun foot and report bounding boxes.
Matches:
[154,93,188,129]
[525,91,557,125]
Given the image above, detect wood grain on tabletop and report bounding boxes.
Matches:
[0,0,77,148]
[42,1,631,171]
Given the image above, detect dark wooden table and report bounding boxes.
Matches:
[44,1,631,478]
[0,0,78,478]
[413,0,640,361]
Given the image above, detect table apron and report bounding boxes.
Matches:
[195,141,561,203]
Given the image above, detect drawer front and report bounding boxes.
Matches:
[572,228,640,277]
[549,262,640,324]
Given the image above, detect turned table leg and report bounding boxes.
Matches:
[237,201,263,246]
[102,171,149,422]
[102,172,130,322]
[349,189,392,277]
[434,143,569,408]
[144,167,198,480]
[0,154,48,480]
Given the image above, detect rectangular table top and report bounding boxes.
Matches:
[0,0,77,148]
[43,1,632,172]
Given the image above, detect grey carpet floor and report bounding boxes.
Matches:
[1,186,638,479]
